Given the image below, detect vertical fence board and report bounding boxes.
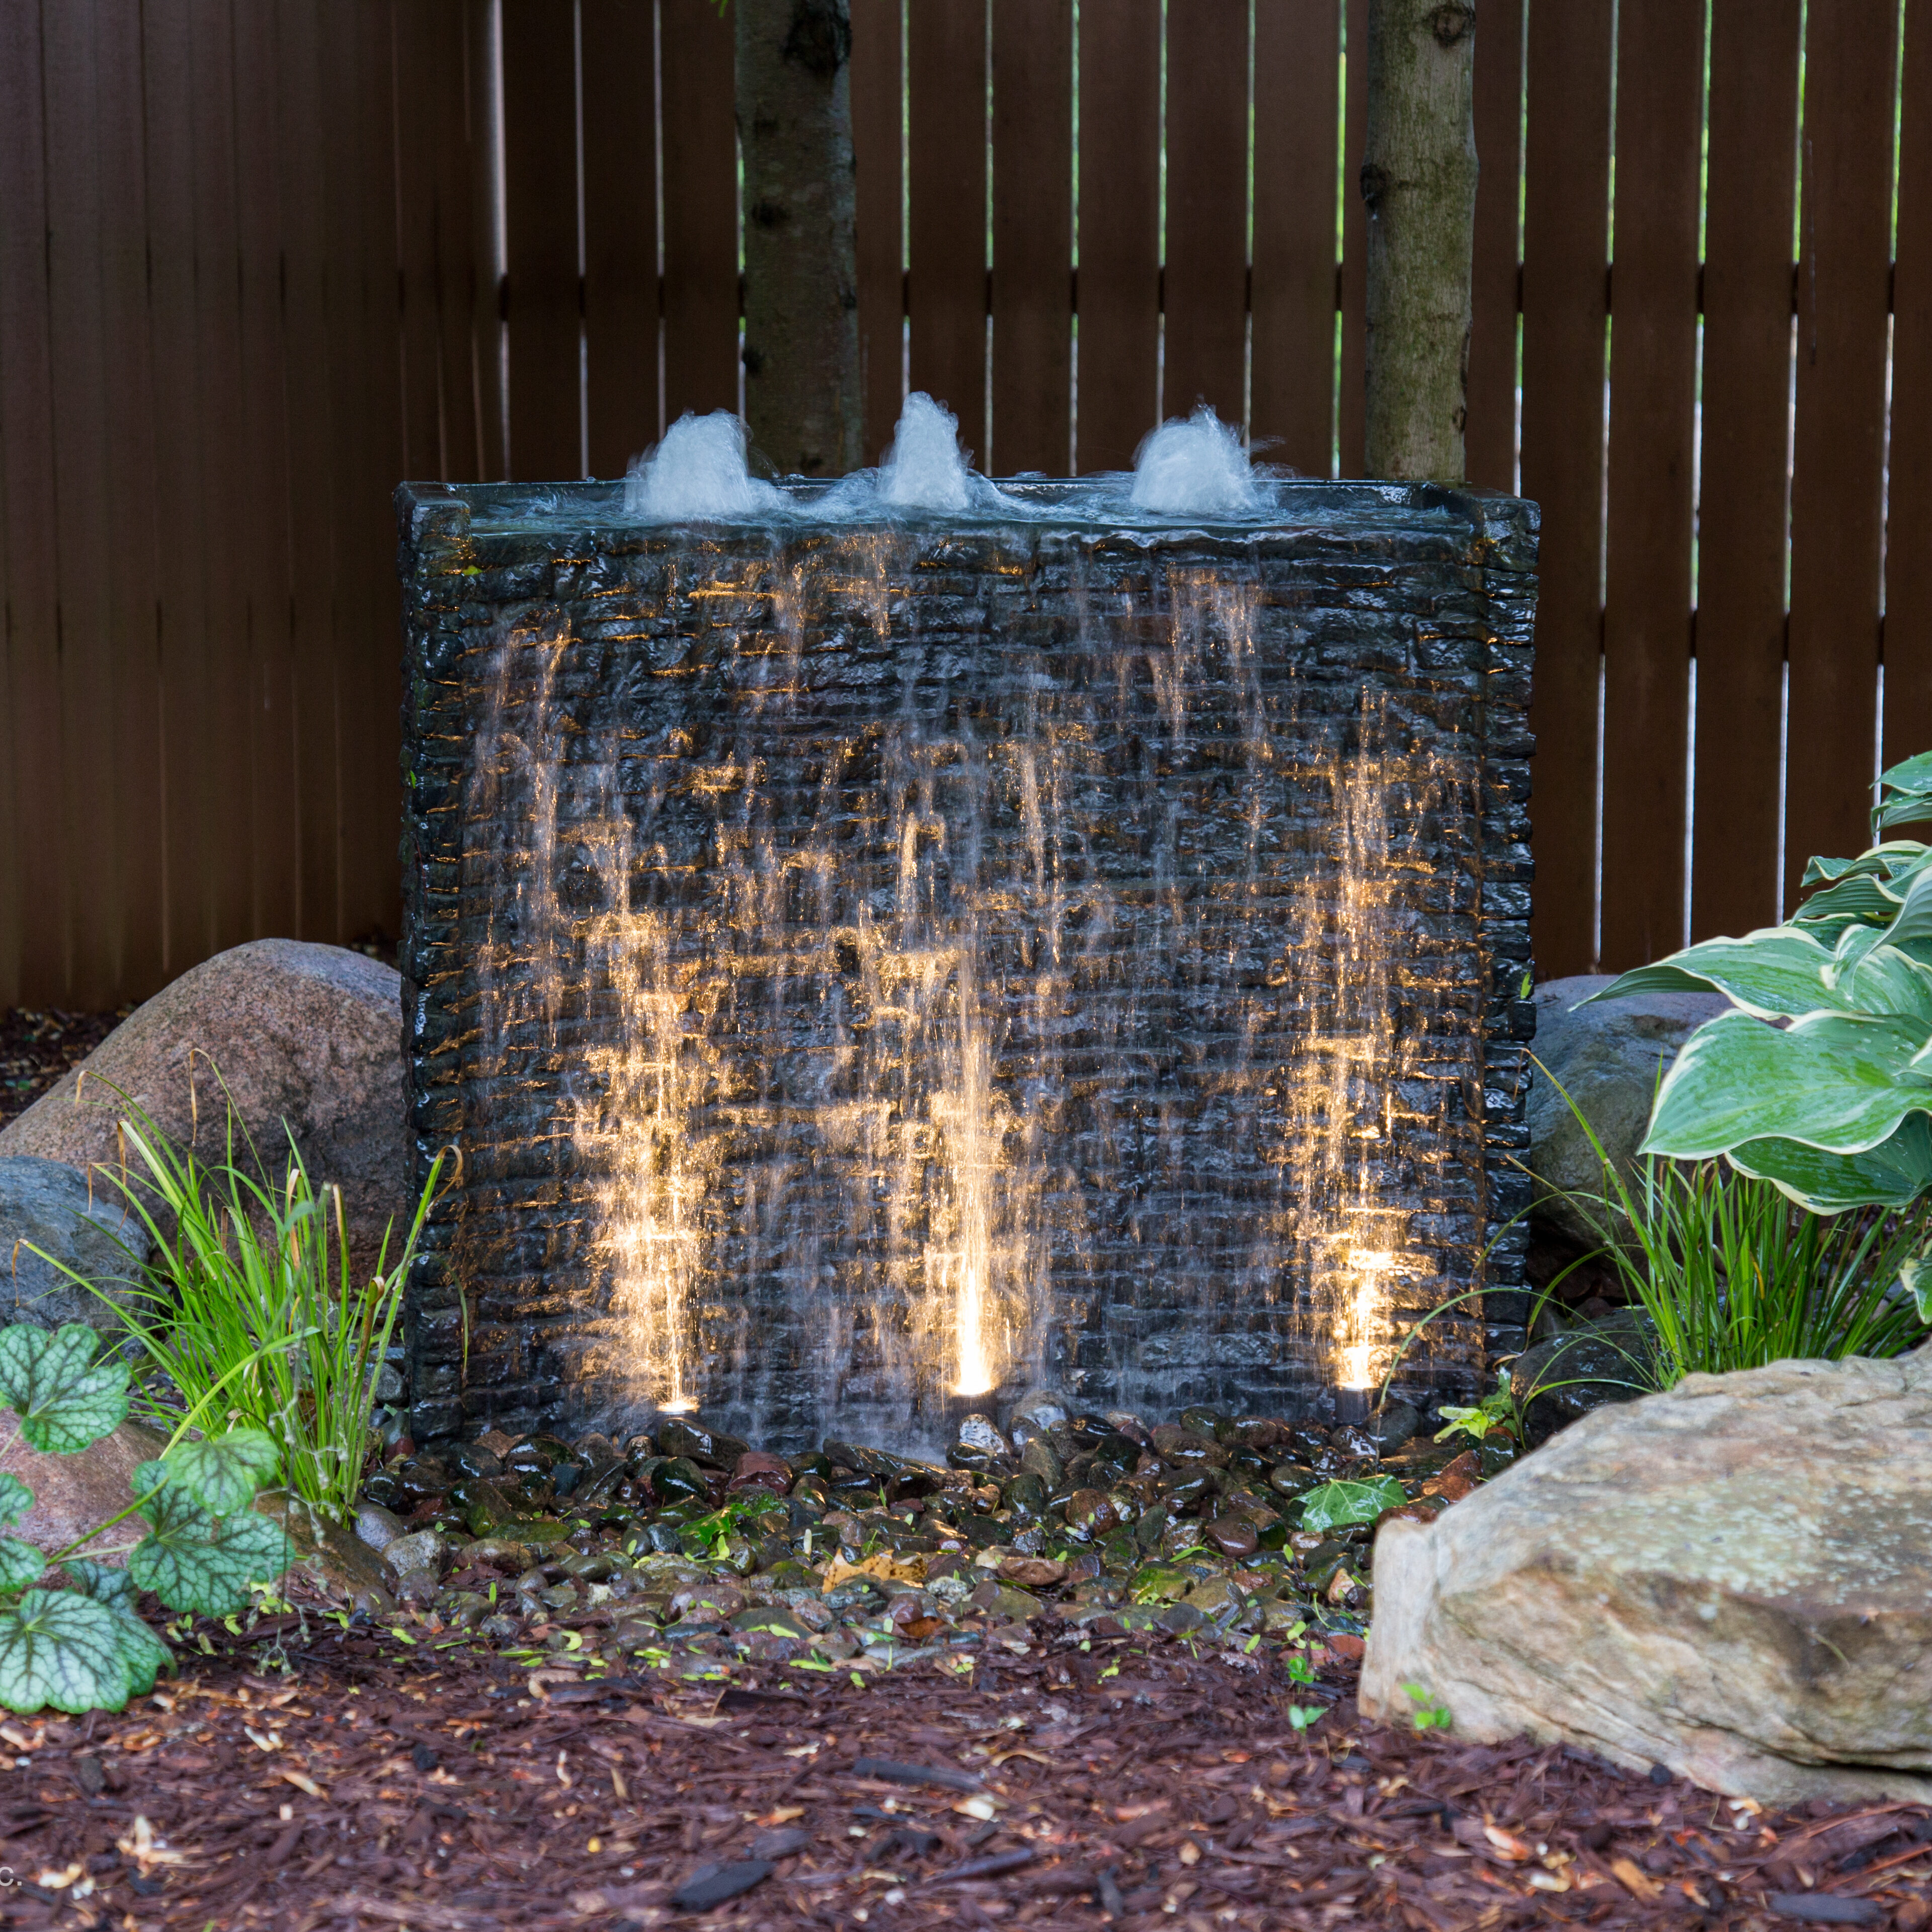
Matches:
[990,0,1072,475]
[143,0,220,976]
[1164,0,1249,429]
[851,0,903,462]
[1785,0,1896,901]
[1337,0,1366,475]
[231,0,300,946]
[1465,0,1521,493]
[1252,0,1340,476]
[1519,0,1611,977]
[1597,0,1702,971]
[435,2,486,482]
[273,0,340,947]
[471,0,507,479]
[1888,0,1932,771]
[908,0,989,452]
[1075,0,1160,470]
[1694,0,1800,942]
[0,1,67,1002]
[502,0,583,479]
[582,1,661,479]
[659,0,739,424]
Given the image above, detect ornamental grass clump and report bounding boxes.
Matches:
[33,1080,442,1526]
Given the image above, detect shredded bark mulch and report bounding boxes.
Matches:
[0,1009,129,1130]
[3,1611,1927,1932]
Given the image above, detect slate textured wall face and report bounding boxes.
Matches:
[397,479,1538,1452]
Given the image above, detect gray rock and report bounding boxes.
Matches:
[1004,1387,1071,1444]
[259,1492,395,1614]
[0,940,410,1284]
[1018,1436,1064,1488]
[1360,1355,1932,1805]
[394,1565,441,1606]
[1511,1307,1660,1444]
[353,1502,409,1553]
[1368,1400,1419,1453]
[0,1156,152,1338]
[383,1528,453,1579]
[954,1412,1010,1459]
[1525,974,1731,1249]
[371,1360,405,1406]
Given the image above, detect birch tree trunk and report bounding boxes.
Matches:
[736,0,863,475]
[1361,0,1479,482]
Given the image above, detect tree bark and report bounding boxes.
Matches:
[1361,0,1479,482]
[736,0,864,476]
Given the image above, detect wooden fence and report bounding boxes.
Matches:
[1,0,1925,1007]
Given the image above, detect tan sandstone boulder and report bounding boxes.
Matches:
[0,940,408,1282]
[1360,1355,1932,1804]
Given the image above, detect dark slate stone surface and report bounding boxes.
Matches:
[396,476,1538,1453]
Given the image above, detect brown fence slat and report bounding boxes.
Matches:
[231,0,299,948]
[471,0,506,480]
[501,0,582,479]
[990,0,1072,475]
[851,0,903,462]
[1075,0,1160,470]
[582,0,661,478]
[1464,0,1521,494]
[1519,0,1612,977]
[0,0,65,1002]
[1887,0,1932,771]
[1784,0,1896,900]
[1693,0,1801,942]
[1597,0,1701,972]
[1252,0,1341,477]
[436,0,486,482]
[908,0,989,454]
[1163,0,1248,430]
[1336,0,1366,475]
[660,0,740,426]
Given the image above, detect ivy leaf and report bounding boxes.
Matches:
[62,1562,171,1698]
[164,1430,281,1517]
[1296,1476,1407,1533]
[0,1324,130,1453]
[128,1478,293,1618]
[0,1539,44,1591]
[0,1590,148,1714]
[0,1471,33,1529]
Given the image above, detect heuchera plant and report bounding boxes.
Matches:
[1590,750,1932,1220]
[0,1323,292,1713]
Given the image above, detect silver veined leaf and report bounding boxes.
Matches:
[163,1430,281,1517]
[0,1590,142,1714]
[0,1324,130,1454]
[0,1472,32,1530]
[128,1479,293,1619]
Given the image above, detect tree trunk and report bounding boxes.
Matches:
[1361,0,1478,482]
[736,0,864,476]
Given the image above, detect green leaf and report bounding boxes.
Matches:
[0,1589,152,1714]
[128,1477,293,1618]
[165,1429,280,1516]
[0,1472,32,1530]
[0,1324,130,1453]
[1726,1116,1932,1213]
[1296,1476,1407,1532]
[1901,1243,1932,1324]
[1643,1010,1932,1164]
[1586,929,1850,1021]
[64,1559,136,1614]
[59,1561,170,1696]
[0,1539,44,1590]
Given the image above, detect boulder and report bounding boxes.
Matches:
[0,940,409,1282]
[1360,1355,1932,1803]
[3,1419,169,1556]
[0,1155,153,1338]
[1525,974,1730,1250]
[258,1493,396,1615]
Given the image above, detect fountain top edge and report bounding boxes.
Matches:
[399,473,1539,546]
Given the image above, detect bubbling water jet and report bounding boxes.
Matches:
[1130,406,1260,515]
[624,410,781,520]
[881,392,975,513]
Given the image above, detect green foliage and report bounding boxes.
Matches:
[1296,1476,1406,1532]
[0,1325,130,1452]
[1588,748,1932,1212]
[1434,1370,1520,1446]
[0,1319,292,1714]
[29,1082,443,1523]
[1404,1683,1453,1732]
[1285,1702,1325,1733]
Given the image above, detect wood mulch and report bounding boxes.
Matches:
[3,1609,1927,1932]
[0,1009,129,1129]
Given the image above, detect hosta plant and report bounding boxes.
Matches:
[1589,749,1932,1211]
[0,1322,292,1714]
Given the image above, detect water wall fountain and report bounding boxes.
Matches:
[396,410,1538,1454]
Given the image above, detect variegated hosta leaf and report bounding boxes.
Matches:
[1643,1010,1932,1168]
[1900,1241,1932,1322]
[0,1324,129,1453]
[1586,929,1859,1021]
[1876,749,1932,832]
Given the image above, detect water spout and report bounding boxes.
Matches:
[1130,406,1260,515]
[880,392,975,513]
[624,411,781,520]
